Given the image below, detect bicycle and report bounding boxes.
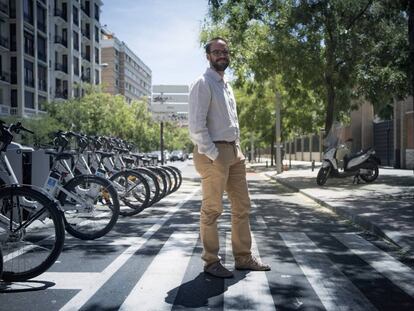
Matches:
[0,121,65,281]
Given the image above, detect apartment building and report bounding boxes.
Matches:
[101,28,151,103]
[0,0,103,118]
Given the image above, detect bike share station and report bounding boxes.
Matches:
[2,142,51,188]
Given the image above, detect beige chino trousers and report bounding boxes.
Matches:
[193,143,252,266]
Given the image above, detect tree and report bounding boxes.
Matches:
[204,0,409,133]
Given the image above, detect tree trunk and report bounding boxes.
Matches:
[325,74,336,136]
[409,0,414,96]
[270,129,275,166]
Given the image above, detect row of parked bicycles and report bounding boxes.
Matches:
[0,121,182,282]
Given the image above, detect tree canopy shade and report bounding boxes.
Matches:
[204,0,409,133]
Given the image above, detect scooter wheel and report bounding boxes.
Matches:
[360,161,379,183]
[316,166,330,186]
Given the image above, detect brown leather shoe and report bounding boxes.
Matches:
[235,256,271,271]
[204,261,234,278]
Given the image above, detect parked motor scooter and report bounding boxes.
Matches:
[316,139,381,186]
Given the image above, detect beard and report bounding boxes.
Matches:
[211,58,229,71]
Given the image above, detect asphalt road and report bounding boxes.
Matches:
[1,160,414,311]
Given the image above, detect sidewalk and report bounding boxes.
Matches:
[249,160,414,257]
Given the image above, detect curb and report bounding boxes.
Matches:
[264,172,408,253]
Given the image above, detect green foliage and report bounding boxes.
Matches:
[5,89,191,152]
[204,0,409,134]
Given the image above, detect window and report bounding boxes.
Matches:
[73,56,79,76]
[95,47,99,64]
[37,4,46,32]
[37,35,47,61]
[24,91,35,109]
[73,31,79,51]
[38,65,47,92]
[11,90,17,108]
[10,24,16,51]
[62,54,68,73]
[23,0,34,25]
[11,57,17,84]
[24,31,34,56]
[94,3,99,21]
[24,60,34,87]
[9,0,16,18]
[73,6,79,26]
[94,26,99,43]
[95,69,99,84]
[38,95,47,111]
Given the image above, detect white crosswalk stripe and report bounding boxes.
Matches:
[119,231,199,311]
[333,232,414,298]
[224,232,276,311]
[280,232,378,311]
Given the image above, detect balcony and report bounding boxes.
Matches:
[25,77,35,88]
[54,35,68,47]
[38,80,47,92]
[55,62,68,73]
[81,74,91,83]
[0,1,8,16]
[0,71,10,83]
[54,8,67,21]
[81,5,90,16]
[81,28,90,40]
[0,105,10,116]
[55,89,68,99]
[81,52,91,62]
[38,51,47,62]
[0,35,9,49]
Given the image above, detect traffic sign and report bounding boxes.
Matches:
[150,103,188,113]
[152,94,188,103]
[152,85,189,93]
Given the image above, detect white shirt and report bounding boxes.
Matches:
[188,67,240,161]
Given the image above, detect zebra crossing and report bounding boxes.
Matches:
[26,229,414,311]
[2,179,414,311]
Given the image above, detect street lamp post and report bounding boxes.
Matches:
[152,93,169,165]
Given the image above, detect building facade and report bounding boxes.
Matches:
[0,0,103,118]
[101,28,151,103]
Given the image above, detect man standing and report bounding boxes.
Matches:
[188,37,270,278]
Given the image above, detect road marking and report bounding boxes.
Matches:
[224,232,276,311]
[333,233,414,298]
[280,232,377,311]
[119,231,198,311]
[59,187,200,311]
[256,216,268,230]
[33,272,100,289]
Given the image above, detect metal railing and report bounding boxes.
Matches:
[54,8,67,21]
[54,35,68,47]
[0,35,9,49]
[0,71,10,82]
[55,62,68,73]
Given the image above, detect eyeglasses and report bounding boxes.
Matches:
[209,49,229,57]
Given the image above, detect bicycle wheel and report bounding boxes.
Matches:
[58,175,120,240]
[147,167,168,202]
[0,246,3,279]
[110,170,150,216]
[0,186,65,282]
[158,167,173,195]
[167,166,182,191]
[162,166,178,193]
[133,167,160,207]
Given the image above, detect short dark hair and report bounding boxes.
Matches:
[205,37,228,54]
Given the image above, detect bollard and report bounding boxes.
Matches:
[311,160,315,171]
[266,160,268,168]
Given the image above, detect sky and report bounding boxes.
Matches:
[101,0,210,86]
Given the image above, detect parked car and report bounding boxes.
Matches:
[170,150,187,161]
[188,153,193,160]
